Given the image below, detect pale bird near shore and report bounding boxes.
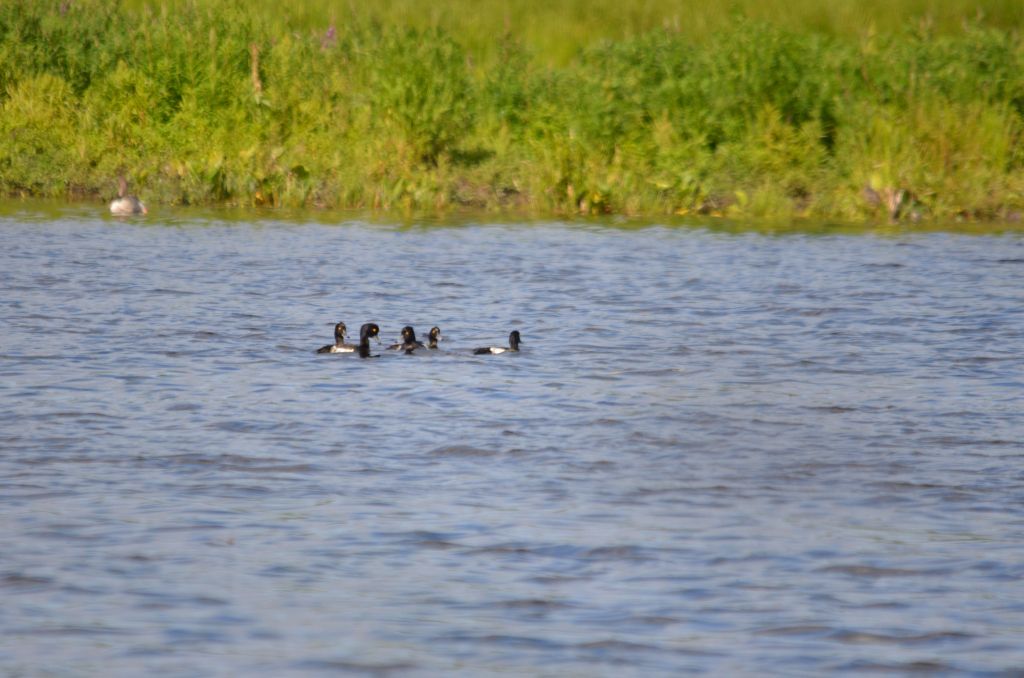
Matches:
[109,176,147,215]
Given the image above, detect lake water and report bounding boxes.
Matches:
[1,204,1022,676]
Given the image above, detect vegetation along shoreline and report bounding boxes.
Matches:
[1,0,1023,222]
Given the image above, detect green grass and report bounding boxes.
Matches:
[1,0,1023,221]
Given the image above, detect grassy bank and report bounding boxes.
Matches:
[1,0,1023,220]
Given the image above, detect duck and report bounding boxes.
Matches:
[427,326,442,349]
[387,325,426,354]
[355,322,381,358]
[109,176,147,216]
[316,322,357,353]
[473,330,522,355]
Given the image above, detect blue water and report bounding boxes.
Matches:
[1,206,1023,675]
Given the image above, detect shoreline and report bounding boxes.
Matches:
[4,196,1024,235]
[2,1,1023,223]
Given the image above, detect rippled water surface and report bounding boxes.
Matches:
[2,205,1023,676]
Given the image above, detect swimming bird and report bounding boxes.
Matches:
[355,323,381,358]
[316,322,357,353]
[473,330,522,355]
[388,325,426,354]
[109,176,147,216]
[427,326,442,349]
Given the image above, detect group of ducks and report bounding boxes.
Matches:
[317,322,522,358]
[109,178,524,360]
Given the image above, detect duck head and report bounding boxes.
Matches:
[333,322,347,343]
[360,323,381,344]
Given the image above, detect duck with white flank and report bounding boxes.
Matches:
[109,177,147,216]
[316,322,357,353]
[318,322,379,358]
[473,330,522,355]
